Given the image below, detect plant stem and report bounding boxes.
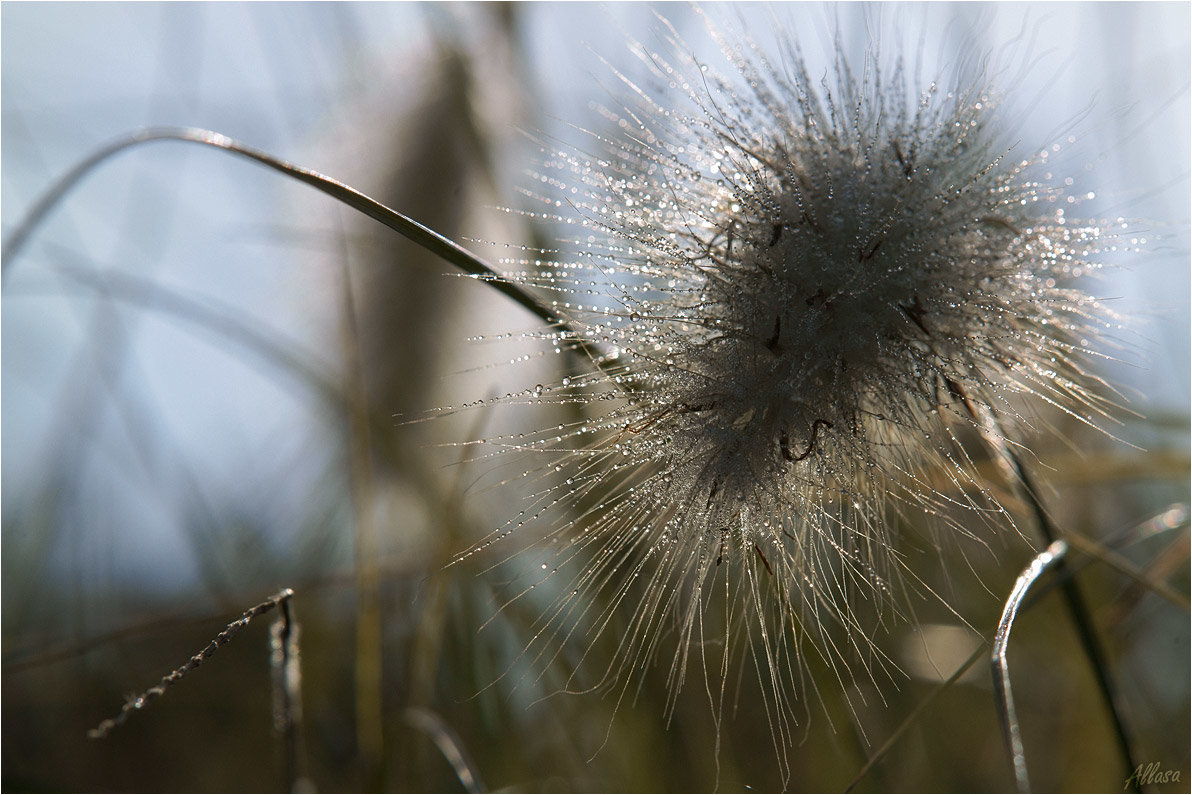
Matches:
[992,540,1069,793]
[1006,449,1141,791]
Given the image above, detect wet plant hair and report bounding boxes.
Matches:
[448,8,1130,774]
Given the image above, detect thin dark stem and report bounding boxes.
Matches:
[89,588,294,739]
[991,540,1068,794]
[270,595,306,792]
[952,379,1141,789]
[847,502,1188,792]
[1007,449,1141,791]
[1021,503,1190,613]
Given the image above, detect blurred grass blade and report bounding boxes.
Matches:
[1064,529,1190,613]
[845,641,989,792]
[37,253,345,413]
[404,708,486,793]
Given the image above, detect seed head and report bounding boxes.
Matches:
[462,12,1121,766]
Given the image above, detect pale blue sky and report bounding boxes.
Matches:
[3,3,1188,594]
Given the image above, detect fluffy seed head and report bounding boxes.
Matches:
[462,11,1121,763]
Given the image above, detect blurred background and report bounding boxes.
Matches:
[2,3,1188,791]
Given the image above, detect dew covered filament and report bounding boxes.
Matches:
[456,10,1123,777]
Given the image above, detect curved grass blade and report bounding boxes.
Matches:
[1,127,606,370]
[991,540,1068,793]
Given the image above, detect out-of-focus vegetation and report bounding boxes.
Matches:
[3,4,1188,792]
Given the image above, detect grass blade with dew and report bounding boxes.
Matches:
[2,127,611,374]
